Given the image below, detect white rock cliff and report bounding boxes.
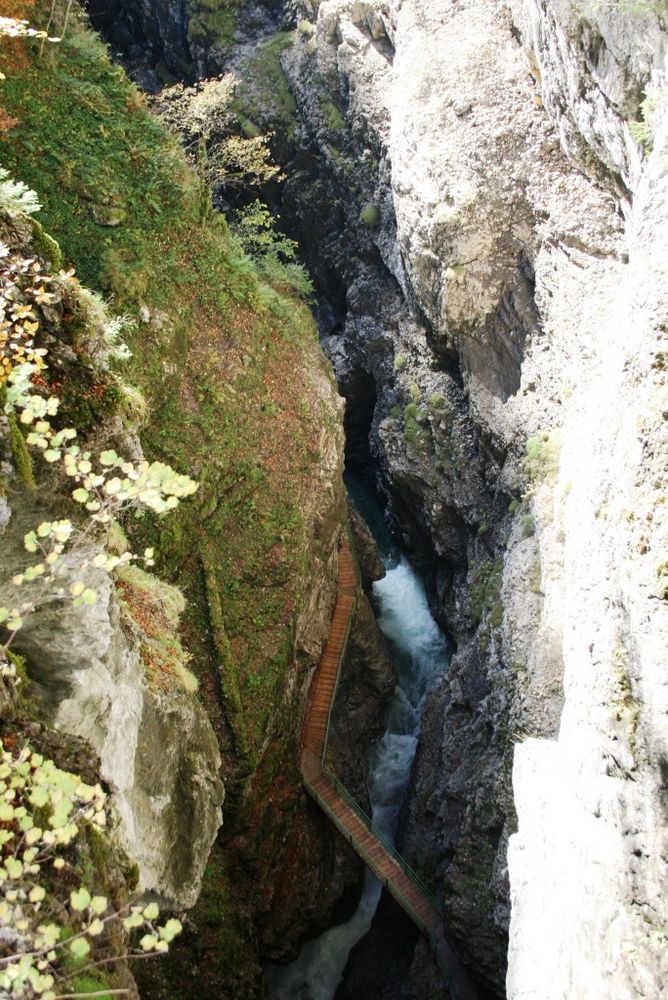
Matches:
[282,0,668,994]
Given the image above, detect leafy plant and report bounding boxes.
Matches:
[0,170,42,217]
[629,90,665,153]
[233,199,296,260]
[0,740,182,999]
[154,76,282,207]
[0,243,197,667]
[232,200,312,296]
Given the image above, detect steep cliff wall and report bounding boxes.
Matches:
[23,0,668,996]
[505,4,668,998]
[232,0,667,995]
[0,7,370,997]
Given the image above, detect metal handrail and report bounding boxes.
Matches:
[433,939,458,1000]
[321,765,443,915]
[321,590,359,761]
[321,530,362,760]
[304,779,432,934]
[346,523,364,582]
[302,523,460,997]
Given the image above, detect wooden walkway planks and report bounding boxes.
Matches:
[299,539,357,759]
[306,772,442,935]
[298,531,480,1000]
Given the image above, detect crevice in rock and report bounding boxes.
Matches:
[341,366,377,478]
[84,0,195,88]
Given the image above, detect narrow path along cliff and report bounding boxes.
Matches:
[297,533,480,1000]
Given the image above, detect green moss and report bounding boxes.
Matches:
[322,99,346,132]
[298,18,315,36]
[359,202,380,228]
[522,431,560,487]
[67,973,115,999]
[511,659,529,687]
[7,650,35,716]
[402,396,432,453]
[116,564,198,694]
[240,118,260,138]
[408,382,421,403]
[657,560,668,600]
[187,0,244,54]
[106,520,129,555]
[8,412,35,490]
[29,218,62,270]
[518,513,535,538]
[528,556,542,594]
[201,555,250,759]
[134,842,261,1000]
[469,558,503,625]
[489,599,503,629]
[394,353,406,373]
[612,643,641,754]
[59,373,119,436]
[233,32,296,130]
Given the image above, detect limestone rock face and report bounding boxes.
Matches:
[508,0,666,196]
[348,503,386,583]
[504,6,668,999]
[275,0,668,994]
[0,491,223,909]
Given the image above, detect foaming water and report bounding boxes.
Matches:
[265,511,449,1000]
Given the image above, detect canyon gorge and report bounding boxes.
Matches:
[0,0,666,998]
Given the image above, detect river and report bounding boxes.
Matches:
[264,476,450,1000]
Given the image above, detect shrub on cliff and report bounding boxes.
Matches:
[0,739,182,999]
[0,212,204,995]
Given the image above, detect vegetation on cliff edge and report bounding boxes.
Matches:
[0,0,337,759]
[0,4,344,995]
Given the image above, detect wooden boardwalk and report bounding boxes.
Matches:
[307,771,441,934]
[299,539,357,759]
[299,532,480,1000]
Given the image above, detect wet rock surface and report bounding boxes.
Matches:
[333,892,419,1000]
[328,592,397,806]
[347,503,385,584]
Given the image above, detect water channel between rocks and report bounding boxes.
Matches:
[264,475,451,1000]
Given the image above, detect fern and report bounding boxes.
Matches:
[0,167,41,215]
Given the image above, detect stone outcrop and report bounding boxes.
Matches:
[509,0,666,197]
[0,215,224,910]
[0,482,224,909]
[328,592,397,804]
